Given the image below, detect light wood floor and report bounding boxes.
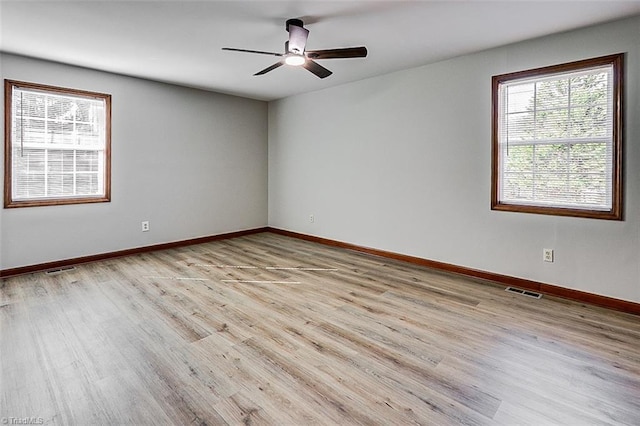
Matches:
[1,232,639,425]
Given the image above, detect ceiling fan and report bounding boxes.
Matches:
[222,18,368,79]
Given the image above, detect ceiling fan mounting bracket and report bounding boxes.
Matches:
[286,18,304,32]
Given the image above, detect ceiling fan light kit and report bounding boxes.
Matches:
[284,54,305,66]
[222,18,367,79]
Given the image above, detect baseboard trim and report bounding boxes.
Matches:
[267,227,640,316]
[0,227,269,278]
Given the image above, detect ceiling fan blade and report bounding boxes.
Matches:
[254,61,284,76]
[302,59,332,79]
[287,23,309,54]
[305,47,368,60]
[222,47,283,57]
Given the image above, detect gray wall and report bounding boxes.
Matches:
[268,16,640,304]
[1,53,268,269]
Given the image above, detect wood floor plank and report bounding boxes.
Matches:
[2,232,640,424]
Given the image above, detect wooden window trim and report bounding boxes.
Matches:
[4,80,112,208]
[491,54,623,220]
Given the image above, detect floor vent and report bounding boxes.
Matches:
[505,286,542,299]
[45,266,76,275]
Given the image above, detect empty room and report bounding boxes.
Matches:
[1,1,640,424]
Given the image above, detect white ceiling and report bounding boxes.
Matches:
[2,1,640,101]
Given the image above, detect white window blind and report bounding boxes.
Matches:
[497,65,614,211]
[8,83,109,205]
[491,52,626,221]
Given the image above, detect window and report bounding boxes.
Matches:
[4,80,111,208]
[491,54,623,220]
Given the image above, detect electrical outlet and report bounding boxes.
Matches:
[543,248,554,263]
[309,214,315,223]
[141,221,150,232]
